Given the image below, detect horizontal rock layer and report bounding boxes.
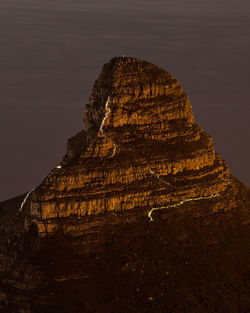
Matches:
[1,178,249,313]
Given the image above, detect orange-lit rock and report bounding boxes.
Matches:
[21,57,234,235]
[1,57,249,313]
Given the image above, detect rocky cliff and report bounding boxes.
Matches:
[22,57,232,235]
[0,57,249,313]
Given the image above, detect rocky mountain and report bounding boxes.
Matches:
[0,57,249,313]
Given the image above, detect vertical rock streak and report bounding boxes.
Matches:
[18,187,36,213]
[98,95,117,158]
[98,96,111,137]
[109,144,117,158]
[18,164,62,215]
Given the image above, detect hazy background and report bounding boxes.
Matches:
[0,0,249,200]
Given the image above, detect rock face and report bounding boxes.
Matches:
[25,57,231,235]
[0,57,249,313]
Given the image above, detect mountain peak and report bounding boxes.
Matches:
[15,57,236,236]
[1,57,249,313]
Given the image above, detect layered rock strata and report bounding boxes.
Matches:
[21,57,232,235]
[1,57,249,313]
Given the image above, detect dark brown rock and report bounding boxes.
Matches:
[0,57,249,313]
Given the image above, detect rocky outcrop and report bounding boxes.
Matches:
[0,57,249,313]
[20,57,233,236]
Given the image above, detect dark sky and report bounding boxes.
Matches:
[0,0,249,201]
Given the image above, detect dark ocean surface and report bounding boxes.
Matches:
[0,0,249,200]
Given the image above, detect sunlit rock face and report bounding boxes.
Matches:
[25,57,233,235]
[1,57,249,313]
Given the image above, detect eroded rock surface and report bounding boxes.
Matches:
[24,57,233,235]
[0,57,249,313]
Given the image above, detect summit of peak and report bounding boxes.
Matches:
[82,57,189,146]
[100,56,174,88]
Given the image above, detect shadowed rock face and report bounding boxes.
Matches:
[0,57,249,313]
[23,57,232,235]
